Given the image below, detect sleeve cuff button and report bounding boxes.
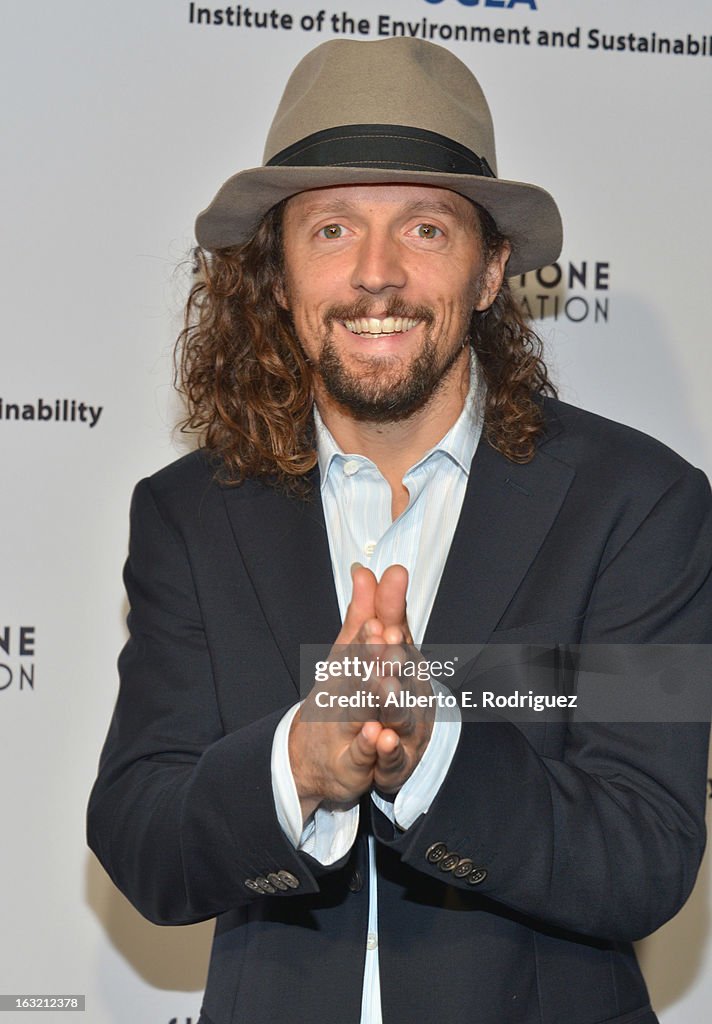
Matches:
[439,853,461,873]
[466,868,488,885]
[425,842,448,864]
[277,870,300,889]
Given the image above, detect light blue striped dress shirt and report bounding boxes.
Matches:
[272,361,484,1022]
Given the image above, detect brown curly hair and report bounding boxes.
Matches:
[175,199,556,491]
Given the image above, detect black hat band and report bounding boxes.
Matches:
[266,124,496,177]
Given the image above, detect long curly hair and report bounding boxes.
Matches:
[175,199,556,492]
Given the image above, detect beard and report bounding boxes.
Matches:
[306,296,474,423]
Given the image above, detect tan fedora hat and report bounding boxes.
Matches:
[195,37,562,278]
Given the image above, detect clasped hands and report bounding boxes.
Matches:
[289,564,434,822]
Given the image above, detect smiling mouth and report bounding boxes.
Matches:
[341,316,422,338]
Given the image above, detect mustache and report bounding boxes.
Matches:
[323,297,436,327]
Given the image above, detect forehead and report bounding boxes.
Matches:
[284,183,480,227]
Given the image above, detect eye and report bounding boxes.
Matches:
[318,224,345,239]
[414,223,443,240]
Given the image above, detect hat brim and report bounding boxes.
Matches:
[194,164,562,278]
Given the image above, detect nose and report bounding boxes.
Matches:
[350,229,407,294]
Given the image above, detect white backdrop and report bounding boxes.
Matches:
[1,1,711,1021]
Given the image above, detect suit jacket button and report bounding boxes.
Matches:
[453,858,474,878]
[425,842,448,864]
[267,872,289,891]
[348,868,363,893]
[256,876,277,894]
[277,870,300,890]
[467,867,488,886]
[439,852,461,873]
[244,879,261,893]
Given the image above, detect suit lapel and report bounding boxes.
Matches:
[221,413,576,682]
[222,471,341,694]
[424,435,576,645]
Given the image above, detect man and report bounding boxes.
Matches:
[87,38,712,1024]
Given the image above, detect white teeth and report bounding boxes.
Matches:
[341,316,421,336]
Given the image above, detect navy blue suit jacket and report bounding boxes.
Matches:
[87,398,712,1024]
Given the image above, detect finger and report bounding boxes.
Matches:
[373,677,415,734]
[350,721,381,768]
[342,695,380,726]
[376,727,402,758]
[381,624,406,646]
[351,616,385,644]
[374,638,411,675]
[337,565,378,644]
[375,565,409,627]
[361,719,382,746]
[374,729,409,791]
[342,619,386,694]
[380,703,414,735]
[383,645,431,695]
[374,565,409,632]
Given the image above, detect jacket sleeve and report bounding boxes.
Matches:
[87,476,335,925]
[372,465,712,942]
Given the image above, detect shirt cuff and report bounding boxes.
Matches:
[371,680,462,831]
[271,703,359,865]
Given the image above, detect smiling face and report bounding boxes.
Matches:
[279,184,509,424]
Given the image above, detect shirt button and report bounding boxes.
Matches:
[364,540,376,557]
[366,932,378,950]
[343,459,360,476]
[347,868,363,893]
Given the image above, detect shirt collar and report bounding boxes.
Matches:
[314,351,485,490]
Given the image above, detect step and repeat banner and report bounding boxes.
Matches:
[2,1,711,1021]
